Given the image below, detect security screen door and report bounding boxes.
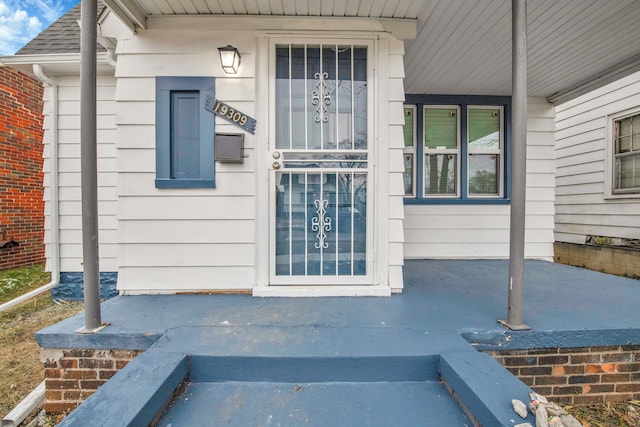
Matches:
[270,42,372,285]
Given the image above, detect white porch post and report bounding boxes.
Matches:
[79,0,103,332]
[501,0,531,330]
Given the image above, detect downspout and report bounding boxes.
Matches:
[0,65,60,312]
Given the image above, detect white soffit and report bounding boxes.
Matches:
[105,0,640,102]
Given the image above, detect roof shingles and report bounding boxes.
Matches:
[16,1,106,55]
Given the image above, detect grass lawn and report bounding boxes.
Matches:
[0,264,82,419]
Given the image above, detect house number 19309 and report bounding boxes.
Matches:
[205,96,257,134]
[214,101,248,126]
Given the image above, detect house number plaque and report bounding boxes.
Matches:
[205,96,256,134]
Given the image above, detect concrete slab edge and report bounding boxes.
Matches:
[439,351,536,427]
[57,351,188,427]
[462,328,640,351]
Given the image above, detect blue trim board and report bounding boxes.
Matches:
[440,351,536,427]
[51,272,118,301]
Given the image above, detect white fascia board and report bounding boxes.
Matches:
[0,53,114,77]
[148,14,417,39]
[102,0,146,31]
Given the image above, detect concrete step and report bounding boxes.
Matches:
[440,351,536,427]
[157,381,473,427]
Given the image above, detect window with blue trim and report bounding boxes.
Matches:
[155,76,215,188]
[403,95,511,204]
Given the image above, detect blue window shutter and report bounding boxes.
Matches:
[156,77,215,188]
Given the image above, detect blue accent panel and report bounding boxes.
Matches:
[439,351,536,427]
[156,76,215,188]
[51,272,118,301]
[57,351,188,427]
[171,91,200,179]
[404,94,512,205]
[403,198,511,205]
[189,355,437,383]
[154,179,215,188]
[159,381,472,426]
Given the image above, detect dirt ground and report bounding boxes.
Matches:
[565,400,640,427]
[0,293,82,418]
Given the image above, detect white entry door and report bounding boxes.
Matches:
[269,41,373,285]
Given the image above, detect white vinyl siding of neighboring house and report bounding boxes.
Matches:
[403,97,556,259]
[43,75,118,273]
[555,71,640,244]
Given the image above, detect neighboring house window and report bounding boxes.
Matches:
[612,111,640,194]
[155,77,215,188]
[403,95,511,204]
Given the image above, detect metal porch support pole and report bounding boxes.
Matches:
[502,0,530,330]
[80,0,102,331]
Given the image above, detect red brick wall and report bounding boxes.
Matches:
[42,349,143,413]
[0,67,45,270]
[488,346,640,405]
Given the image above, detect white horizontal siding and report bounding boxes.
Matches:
[42,77,118,273]
[118,266,255,293]
[386,37,406,290]
[554,70,640,243]
[114,27,259,292]
[403,97,555,260]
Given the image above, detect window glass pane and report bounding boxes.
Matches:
[618,117,632,137]
[403,107,414,147]
[403,153,413,196]
[424,154,457,195]
[424,108,457,149]
[306,45,322,150]
[469,154,499,195]
[275,47,291,149]
[469,108,500,151]
[352,47,368,150]
[291,46,307,149]
[633,115,640,151]
[337,46,353,150]
[276,44,366,152]
[618,136,632,153]
[615,154,640,190]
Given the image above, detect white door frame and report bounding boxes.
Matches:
[253,33,391,297]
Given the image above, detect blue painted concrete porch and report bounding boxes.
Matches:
[38,260,640,426]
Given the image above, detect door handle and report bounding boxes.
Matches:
[273,161,281,170]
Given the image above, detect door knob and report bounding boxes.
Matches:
[273,161,281,169]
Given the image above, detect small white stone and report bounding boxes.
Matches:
[536,404,549,427]
[512,399,528,418]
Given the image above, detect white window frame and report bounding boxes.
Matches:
[605,106,640,199]
[422,105,461,198]
[403,105,417,197]
[467,105,504,199]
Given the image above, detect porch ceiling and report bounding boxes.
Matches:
[106,0,640,104]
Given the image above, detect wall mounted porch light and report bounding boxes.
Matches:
[218,45,241,74]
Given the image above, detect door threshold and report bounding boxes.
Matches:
[253,285,392,297]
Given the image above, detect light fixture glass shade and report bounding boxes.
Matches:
[218,45,241,74]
